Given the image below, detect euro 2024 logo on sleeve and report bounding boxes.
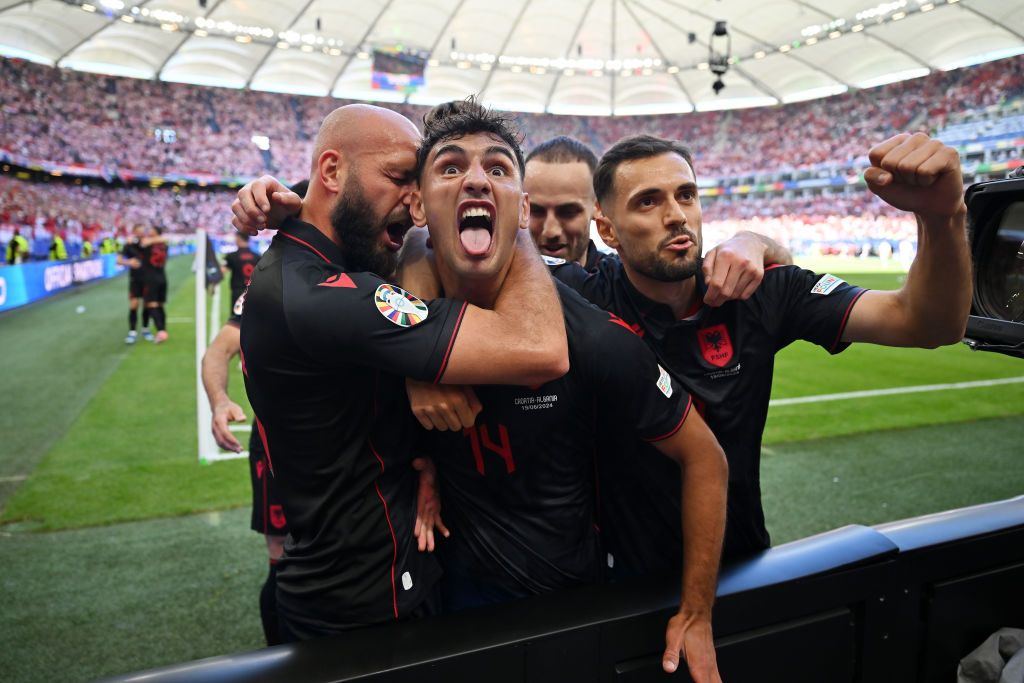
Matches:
[375,284,429,327]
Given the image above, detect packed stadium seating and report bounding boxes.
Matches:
[0,54,1021,251]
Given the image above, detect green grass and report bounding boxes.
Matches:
[0,258,1021,682]
[1,257,251,531]
[0,509,266,683]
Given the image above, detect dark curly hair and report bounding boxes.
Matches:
[416,97,525,179]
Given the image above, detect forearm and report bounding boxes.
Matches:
[201,346,233,409]
[678,448,728,617]
[901,207,971,344]
[490,231,568,361]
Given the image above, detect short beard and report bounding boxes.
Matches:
[625,230,703,283]
[329,176,397,278]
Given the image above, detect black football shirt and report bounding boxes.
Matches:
[553,258,866,573]
[139,242,168,282]
[429,280,691,602]
[121,240,145,282]
[240,217,468,632]
[224,246,260,304]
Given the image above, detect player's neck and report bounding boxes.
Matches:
[622,261,699,319]
[437,264,505,309]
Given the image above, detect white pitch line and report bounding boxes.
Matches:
[770,376,1024,407]
[0,475,28,483]
[168,317,194,324]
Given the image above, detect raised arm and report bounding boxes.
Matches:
[651,410,728,682]
[201,323,247,452]
[438,230,569,386]
[842,133,970,347]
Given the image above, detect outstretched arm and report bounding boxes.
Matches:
[652,410,728,682]
[842,133,970,347]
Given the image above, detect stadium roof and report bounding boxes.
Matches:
[1,0,1022,115]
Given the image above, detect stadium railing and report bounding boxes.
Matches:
[97,495,1024,683]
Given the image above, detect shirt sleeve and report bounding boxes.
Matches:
[580,308,692,442]
[754,265,868,354]
[285,259,468,383]
[549,260,618,312]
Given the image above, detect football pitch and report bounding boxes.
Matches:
[0,255,1022,683]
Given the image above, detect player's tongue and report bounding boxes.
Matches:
[459,227,491,255]
[458,211,493,256]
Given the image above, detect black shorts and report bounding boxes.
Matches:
[249,430,288,536]
[142,276,167,304]
[129,278,145,299]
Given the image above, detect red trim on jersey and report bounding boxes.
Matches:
[369,440,400,620]
[255,418,275,476]
[239,347,248,377]
[764,263,786,270]
[280,231,330,263]
[683,299,702,319]
[829,288,868,353]
[318,273,357,288]
[262,456,269,534]
[433,301,469,384]
[643,395,694,443]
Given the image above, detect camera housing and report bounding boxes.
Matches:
[963,170,1024,359]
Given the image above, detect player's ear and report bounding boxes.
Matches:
[594,205,619,249]
[519,191,530,230]
[317,149,345,194]
[410,189,427,227]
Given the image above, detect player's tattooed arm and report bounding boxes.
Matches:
[652,410,728,682]
[231,175,303,235]
[702,231,792,307]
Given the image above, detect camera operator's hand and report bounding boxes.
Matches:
[864,133,966,221]
[231,175,302,236]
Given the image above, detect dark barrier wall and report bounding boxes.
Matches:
[99,496,1024,683]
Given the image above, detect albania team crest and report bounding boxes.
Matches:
[375,284,429,327]
[697,324,734,368]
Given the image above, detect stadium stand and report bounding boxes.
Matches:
[0,54,1021,254]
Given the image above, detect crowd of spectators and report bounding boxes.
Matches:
[0,175,234,250]
[0,54,1020,259]
[2,54,1022,182]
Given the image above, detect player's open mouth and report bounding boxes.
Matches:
[385,220,411,251]
[457,200,495,257]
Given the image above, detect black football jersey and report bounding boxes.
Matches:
[429,280,691,599]
[553,258,866,573]
[241,217,469,631]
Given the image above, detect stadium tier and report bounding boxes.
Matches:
[1,54,1023,183]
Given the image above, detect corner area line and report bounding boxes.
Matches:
[0,475,28,483]
[770,376,1024,407]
